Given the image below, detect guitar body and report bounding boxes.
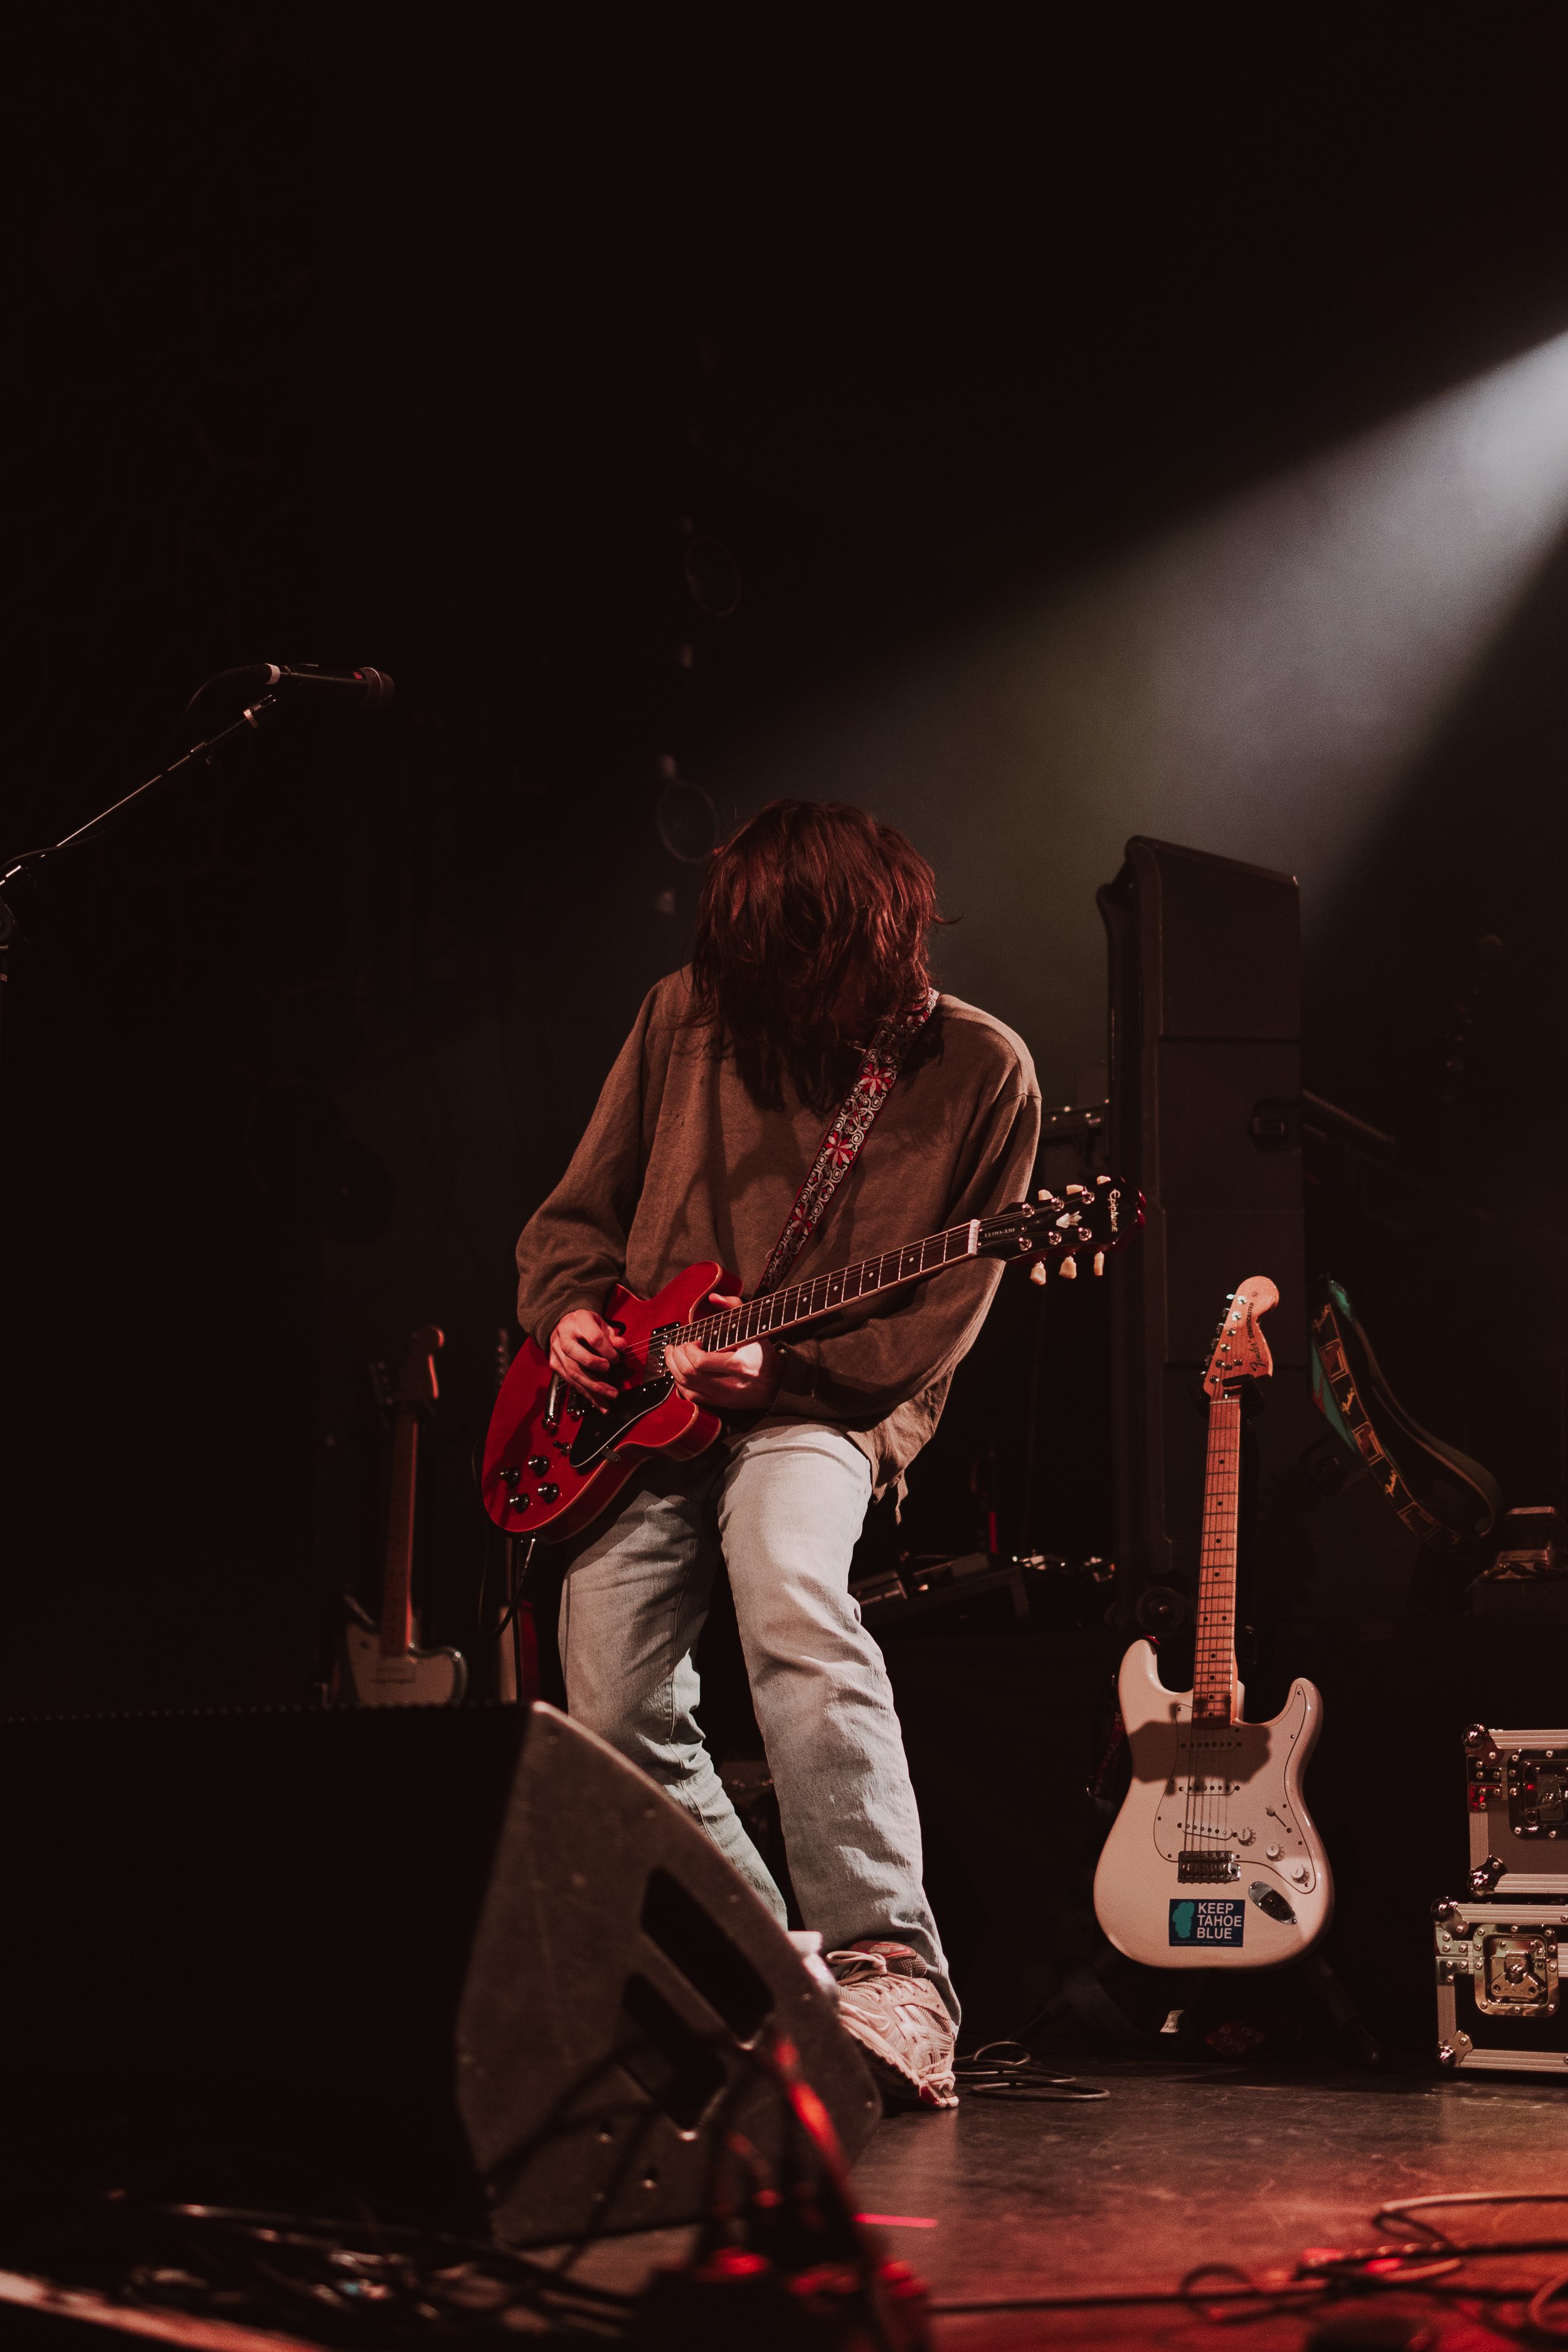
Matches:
[344,1623,468,1707]
[1093,1638,1332,1969]
[482,1264,728,1542]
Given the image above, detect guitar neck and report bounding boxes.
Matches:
[380,1408,420,1657]
[1193,1392,1241,1724]
[674,1220,983,1352]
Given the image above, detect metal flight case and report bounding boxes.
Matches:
[1465,1723,1568,1899]
[1434,1897,1568,2074]
[1433,1723,1568,2075]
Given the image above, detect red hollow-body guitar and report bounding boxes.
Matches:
[482,1175,1141,1542]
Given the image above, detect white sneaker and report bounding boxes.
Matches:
[827,1941,958,2109]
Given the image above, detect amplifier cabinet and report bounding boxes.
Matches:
[1434,1898,1568,2074]
[1465,1724,1568,1897]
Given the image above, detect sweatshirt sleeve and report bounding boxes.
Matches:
[514,988,660,1350]
[771,1071,1043,1428]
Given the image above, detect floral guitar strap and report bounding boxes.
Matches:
[753,988,940,1298]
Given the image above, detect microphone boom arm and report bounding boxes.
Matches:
[0,692,280,893]
[0,659,391,1120]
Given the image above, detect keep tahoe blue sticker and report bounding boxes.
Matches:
[1169,1898,1245,1947]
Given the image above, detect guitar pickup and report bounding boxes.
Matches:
[1177,1853,1240,1883]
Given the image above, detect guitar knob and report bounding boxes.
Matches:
[1288,1863,1309,1884]
[502,1466,522,1486]
[526,1456,549,1475]
[509,1494,531,1513]
[537,1483,559,1503]
[1265,1843,1282,1859]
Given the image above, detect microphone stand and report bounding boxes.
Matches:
[0,689,280,1093]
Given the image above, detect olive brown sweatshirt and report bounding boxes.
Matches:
[514,972,1042,1493]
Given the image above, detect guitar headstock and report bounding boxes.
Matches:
[978,1173,1143,1282]
[1203,1277,1278,1399]
[393,1323,445,1408]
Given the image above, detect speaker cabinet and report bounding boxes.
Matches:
[0,1703,876,2242]
[1099,836,1319,1619]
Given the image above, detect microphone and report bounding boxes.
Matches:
[247,663,396,711]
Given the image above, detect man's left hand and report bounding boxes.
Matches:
[664,1292,786,1411]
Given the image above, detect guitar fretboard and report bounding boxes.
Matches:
[672,1221,981,1352]
[1192,1392,1241,1725]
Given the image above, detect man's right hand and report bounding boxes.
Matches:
[549,1309,628,1404]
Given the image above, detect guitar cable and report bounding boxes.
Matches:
[951,2040,1110,2102]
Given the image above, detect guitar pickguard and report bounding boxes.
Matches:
[1142,1698,1318,1891]
[566,1377,677,1471]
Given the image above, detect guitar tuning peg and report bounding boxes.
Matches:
[1029,1260,1049,1286]
[1036,1187,1054,1204]
[1093,1251,1105,1278]
[1059,1255,1078,1279]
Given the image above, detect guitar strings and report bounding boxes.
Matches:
[670,1185,1125,1354]
[674,1224,979,1352]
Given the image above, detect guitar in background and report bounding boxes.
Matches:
[1093,1277,1332,1968]
[346,1324,467,1708]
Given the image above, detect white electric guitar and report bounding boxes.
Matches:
[346,1324,467,1707]
[1093,1276,1332,1968]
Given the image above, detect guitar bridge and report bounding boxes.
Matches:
[1178,1852,1240,1883]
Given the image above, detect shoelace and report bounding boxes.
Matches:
[825,1948,927,1984]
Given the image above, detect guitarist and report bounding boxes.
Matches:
[515,800,1040,2106]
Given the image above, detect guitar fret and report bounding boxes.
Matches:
[671,1220,979,1349]
[1192,1394,1241,1711]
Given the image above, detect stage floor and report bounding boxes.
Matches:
[575,2058,1568,2347]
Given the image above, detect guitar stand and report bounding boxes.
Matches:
[1160,1950,1384,2070]
[1033,1942,1384,2070]
[1302,1949,1385,2069]
[495,1535,540,1704]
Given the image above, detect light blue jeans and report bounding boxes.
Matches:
[557,1419,956,2020]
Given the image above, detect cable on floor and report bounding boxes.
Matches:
[952,2040,1110,2102]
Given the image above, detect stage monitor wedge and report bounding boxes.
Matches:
[0,1702,877,2243]
[1099,836,1319,1622]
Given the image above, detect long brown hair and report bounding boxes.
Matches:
[687,800,943,1105]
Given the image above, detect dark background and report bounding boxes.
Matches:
[7,12,1568,1732]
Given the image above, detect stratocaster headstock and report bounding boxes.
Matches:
[393,1323,445,1409]
[1203,1277,1278,1399]
[978,1173,1143,1283]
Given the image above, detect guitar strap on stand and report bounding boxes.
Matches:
[754,988,938,1296]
